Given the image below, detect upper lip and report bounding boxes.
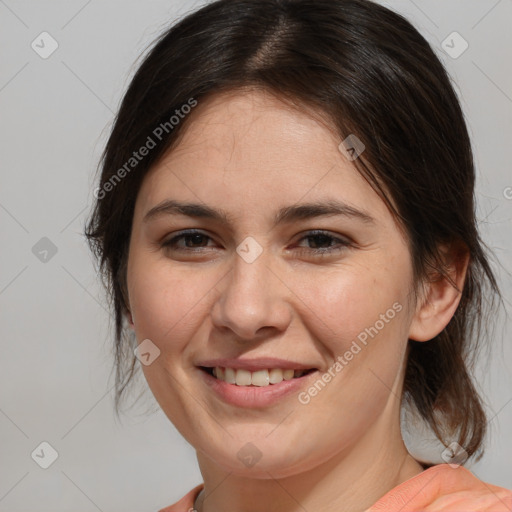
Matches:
[196,357,318,372]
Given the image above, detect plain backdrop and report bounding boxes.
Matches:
[0,1,511,510]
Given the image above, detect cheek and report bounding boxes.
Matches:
[300,260,410,351]
[295,258,412,413]
[127,255,215,351]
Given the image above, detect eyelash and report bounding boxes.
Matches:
[160,229,352,257]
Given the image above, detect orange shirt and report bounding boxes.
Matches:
[158,464,512,512]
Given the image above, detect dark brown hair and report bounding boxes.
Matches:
[85,0,502,463]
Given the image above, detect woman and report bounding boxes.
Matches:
[85,0,512,510]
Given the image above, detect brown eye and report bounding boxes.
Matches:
[161,230,215,251]
[295,230,352,256]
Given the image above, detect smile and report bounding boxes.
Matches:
[200,366,317,386]
[198,364,320,408]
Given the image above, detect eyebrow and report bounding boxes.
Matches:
[142,199,376,227]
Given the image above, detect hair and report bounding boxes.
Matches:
[85,0,503,463]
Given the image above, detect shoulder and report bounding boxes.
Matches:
[158,484,204,512]
[369,464,512,511]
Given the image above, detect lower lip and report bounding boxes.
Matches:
[198,368,318,408]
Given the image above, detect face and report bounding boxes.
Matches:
[126,89,418,478]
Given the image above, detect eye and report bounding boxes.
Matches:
[161,229,216,252]
[160,229,352,257]
[294,230,352,257]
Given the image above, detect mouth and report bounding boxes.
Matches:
[198,366,318,386]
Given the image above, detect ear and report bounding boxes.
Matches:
[121,278,135,329]
[126,309,135,329]
[409,243,469,342]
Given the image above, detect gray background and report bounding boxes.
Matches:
[0,1,511,510]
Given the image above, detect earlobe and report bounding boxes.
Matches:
[408,245,469,342]
[126,310,135,329]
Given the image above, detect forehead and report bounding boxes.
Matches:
[134,89,391,227]
[161,89,341,170]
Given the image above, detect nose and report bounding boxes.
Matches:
[210,246,292,342]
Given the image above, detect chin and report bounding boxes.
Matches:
[199,438,320,479]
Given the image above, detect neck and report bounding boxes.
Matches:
[195,407,424,512]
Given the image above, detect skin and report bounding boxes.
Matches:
[125,88,468,512]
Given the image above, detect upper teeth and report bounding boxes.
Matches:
[212,367,308,386]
